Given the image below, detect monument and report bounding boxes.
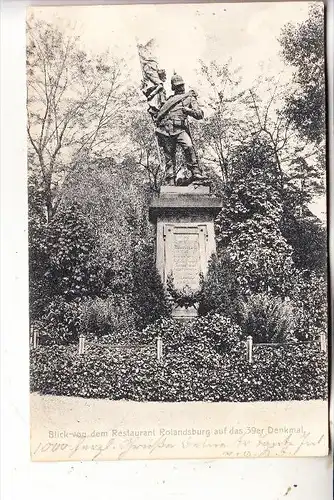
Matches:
[138,40,222,318]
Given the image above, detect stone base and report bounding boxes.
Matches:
[160,185,210,195]
[149,186,222,221]
[172,306,198,319]
[149,186,222,319]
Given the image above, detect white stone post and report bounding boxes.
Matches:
[157,336,163,362]
[246,335,253,364]
[32,328,39,349]
[78,334,85,355]
[319,332,326,353]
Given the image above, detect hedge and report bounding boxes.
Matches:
[30,341,327,402]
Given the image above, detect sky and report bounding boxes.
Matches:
[28,2,326,221]
[29,2,312,91]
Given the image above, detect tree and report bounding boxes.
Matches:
[34,202,102,343]
[199,253,241,319]
[43,202,100,300]
[281,206,327,274]
[245,78,294,192]
[122,107,164,192]
[195,59,323,209]
[60,157,148,295]
[33,156,170,340]
[202,136,326,338]
[27,16,129,221]
[195,60,249,183]
[28,175,49,320]
[131,240,170,330]
[241,75,324,216]
[278,4,326,226]
[279,3,325,144]
[215,137,294,298]
[58,157,169,328]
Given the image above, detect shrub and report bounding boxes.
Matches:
[28,180,49,321]
[40,296,84,344]
[215,138,295,298]
[141,317,189,344]
[198,253,241,319]
[288,271,328,340]
[131,241,171,329]
[29,165,171,342]
[81,295,138,340]
[30,341,327,402]
[239,293,296,343]
[141,313,242,354]
[44,202,101,300]
[223,344,327,402]
[281,208,327,275]
[30,344,160,401]
[191,313,242,353]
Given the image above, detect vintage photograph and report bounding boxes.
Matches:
[28,2,329,460]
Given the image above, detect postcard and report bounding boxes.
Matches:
[27,2,329,461]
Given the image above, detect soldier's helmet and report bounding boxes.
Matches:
[171,73,184,90]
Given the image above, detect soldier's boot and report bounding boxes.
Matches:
[190,165,206,183]
[190,168,210,186]
[187,162,208,185]
[183,147,206,184]
[164,163,175,185]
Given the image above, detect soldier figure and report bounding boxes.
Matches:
[155,73,206,186]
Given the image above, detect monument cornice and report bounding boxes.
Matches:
[149,186,223,223]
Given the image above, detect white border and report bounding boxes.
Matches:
[1,1,333,498]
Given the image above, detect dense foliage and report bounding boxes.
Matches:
[279,3,325,144]
[239,293,296,344]
[288,271,328,341]
[199,135,327,347]
[30,341,327,402]
[198,253,241,320]
[281,208,327,274]
[29,161,170,342]
[200,138,297,326]
[215,138,294,297]
[141,314,242,354]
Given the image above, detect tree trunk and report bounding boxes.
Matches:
[45,189,53,223]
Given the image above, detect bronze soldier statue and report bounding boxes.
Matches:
[155,73,206,186]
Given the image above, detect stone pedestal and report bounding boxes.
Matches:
[149,185,223,319]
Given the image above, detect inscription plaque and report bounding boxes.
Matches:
[150,186,222,318]
[172,232,201,289]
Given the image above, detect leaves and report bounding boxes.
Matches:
[166,273,203,309]
[29,160,171,339]
[30,340,327,402]
[239,294,296,343]
[214,137,294,298]
[279,4,325,144]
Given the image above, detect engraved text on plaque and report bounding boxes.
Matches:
[172,232,201,289]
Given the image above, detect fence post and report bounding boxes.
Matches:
[246,336,253,364]
[78,334,85,355]
[32,328,39,349]
[319,332,326,353]
[157,336,163,362]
